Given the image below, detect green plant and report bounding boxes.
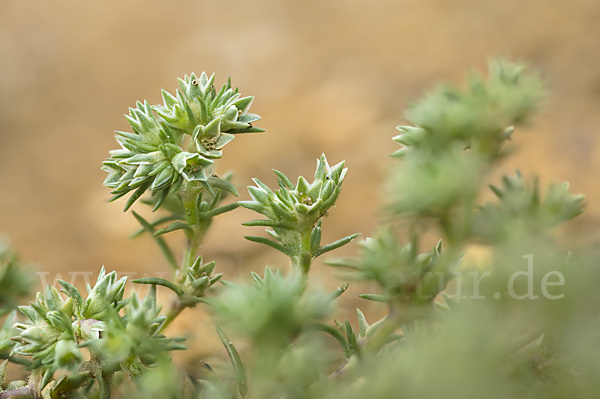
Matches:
[1,61,598,399]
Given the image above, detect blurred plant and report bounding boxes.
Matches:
[474,171,584,242]
[2,61,598,399]
[0,240,33,318]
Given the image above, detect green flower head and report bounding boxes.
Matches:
[103,72,262,211]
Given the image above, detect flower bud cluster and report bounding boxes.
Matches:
[12,286,80,371]
[11,267,182,380]
[181,256,223,300]
[103,72,262,211]
[239,155,357,268]
[89,292,184,370]
[241,154,347,231]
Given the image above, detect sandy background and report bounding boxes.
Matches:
[1,0,599,356]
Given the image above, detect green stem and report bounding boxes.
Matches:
[159,298,186,334]
[438,214,457,248]
[98,374,111,399]
[363,304,403,354]
[1,369,45,399]
[90,356,113,399]
[181,181,209,272]
[292,228,313,285]
[161,181,207,333]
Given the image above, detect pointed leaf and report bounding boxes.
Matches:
[216,326,248,398]
[358,293,390,303]
[244,236,295,258]
[153,221,193,237]
[329,283,349,300]
[365,316,389,340]
[58,281,83,314]
[207,176,239,197]
[273,169,294,190]
[345,320,359,356]
[132,277,184,296]
[204,202,240,218]
[314,233,360,258]
[314,323,352,360]
[123,181,152,211]
[310,222,322,255]
[242,219,294,229]
[356,308,368,339]
[132,211,178,271]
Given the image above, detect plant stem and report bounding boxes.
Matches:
[292,228,313,285]
[160,181,207,333]
[0,386,38,399]
[159,298,186,334]
[98,374,111,399]
[181,182,203,270]
[362,302,405,354]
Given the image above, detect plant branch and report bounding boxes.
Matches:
[159,298,186,334]
[0,385,38,399]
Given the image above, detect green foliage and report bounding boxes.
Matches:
[474,171,585,241]
[0,240,33,317]
[102,72,260,212]
[1,62,598,399]
[395,59,544,158]
[5,268,183,397]
[329,229,455,307]
[215,267,333,348]
[240,155,358,275]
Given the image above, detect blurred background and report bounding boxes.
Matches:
[1,0,599,353]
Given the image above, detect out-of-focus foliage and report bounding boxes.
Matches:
[215,267,333,347]
[0,240,32,317]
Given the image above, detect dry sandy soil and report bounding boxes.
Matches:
[1,0,599,357]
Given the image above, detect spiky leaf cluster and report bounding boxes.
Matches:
[132,255,223,306]
[11,267,183,386]
[87,291,185,371]
[11,269,127,374]
[474,172,584,241]
[215,267,333,346]
[389,60,545,228]
[393,60,544,158]
[155,72,263,148]
[318,308,392,363]
[240,154,357,265]
[387,146,486,218]
[103,72,262,211]
[241,155,347,230]
[12,286,79,372]
[181,256,222,299]
[330,229,455,305]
